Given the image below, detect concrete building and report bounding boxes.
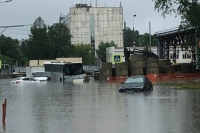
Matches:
[61,3,123,56]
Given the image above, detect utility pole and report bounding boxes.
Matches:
[133,14,136,46]
[149,21,151,51]
[0,0,12,3]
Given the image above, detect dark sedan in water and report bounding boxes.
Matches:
[119,75,153,92]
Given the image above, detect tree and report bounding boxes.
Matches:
[0,54,14,64]
[25,18,72,60]
[0,35,23,65]
[28,17,49,60]
[153,0,200,28]
[123,28,139,47]
[96,41,117,62]
[48,23,72,58]
[137,33,157,47]
[73,44,95,64]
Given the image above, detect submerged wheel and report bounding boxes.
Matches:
[150,85,153,91]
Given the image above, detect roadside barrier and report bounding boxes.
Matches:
[147,73,200,83]
[107,76,128,83]
[2,99,6,129]
[107,72,200,84]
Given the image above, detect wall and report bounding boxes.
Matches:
[29,60,52,66]
[56,58,82,63]
[26,66,45,77]
[29,58,82,66]
[66,7,123,53]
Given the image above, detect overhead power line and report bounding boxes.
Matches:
[7,27,30,31]
[0,27,7,34]
[0,24,33,28]
[3,31,28,36]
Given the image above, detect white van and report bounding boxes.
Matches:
[32,71,48,81]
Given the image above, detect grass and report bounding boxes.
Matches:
[157,81,200,90]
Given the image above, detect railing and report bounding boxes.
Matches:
[83,65,100,71]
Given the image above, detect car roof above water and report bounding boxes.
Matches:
[128,75,146,79]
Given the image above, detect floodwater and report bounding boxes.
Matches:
[0,79,200,133]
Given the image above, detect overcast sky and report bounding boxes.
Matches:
[0,0,181,40]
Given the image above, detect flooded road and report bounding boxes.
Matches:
[0,79,200,133]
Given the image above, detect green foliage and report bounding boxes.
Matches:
[0,16,163,66]
[23,21,72,60]
[73,44,95,65]
[143,46,149,51]
[0,35,26,65]
[123,28,139,47]
[28,24,49,59]
[48,23,72,58]
[123,28,157,47]
[159,81,200,90]
[0,54,14,64]
[0,35,19,59]
[138,33,157,47]
[96,41,117,62]
[153,0,200,27]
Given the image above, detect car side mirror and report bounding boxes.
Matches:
[121,82,124,84]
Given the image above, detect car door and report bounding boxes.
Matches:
[29,78,37,82]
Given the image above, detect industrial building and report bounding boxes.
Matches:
[61,3,123,56]
[106,46,193,64]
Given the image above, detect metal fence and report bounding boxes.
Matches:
[14,66,26,73]
[83,65,100,71]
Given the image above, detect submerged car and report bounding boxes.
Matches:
[10,77,42,84]
[119,75,153,92]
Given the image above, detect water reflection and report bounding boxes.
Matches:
[0,79,200,133]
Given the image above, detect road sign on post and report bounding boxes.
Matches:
[112,54,122,64]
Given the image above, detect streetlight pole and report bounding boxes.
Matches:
[0,0,12,3]
[133,14,136,46]
[149,21,151,51]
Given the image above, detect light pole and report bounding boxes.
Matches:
[0,0,12,3]
[133,14,136,46]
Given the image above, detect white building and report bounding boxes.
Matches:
[61,3,123,56]
[106,46,192,64]
[168,46,192,64]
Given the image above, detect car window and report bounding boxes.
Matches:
[125,77,144,83]
[22,78,29,81]
[29,78,36,81]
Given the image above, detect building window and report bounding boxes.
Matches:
[170,54,173,59]
[187,54,191,58]
[176,54,179,59]
[183,54,187,59]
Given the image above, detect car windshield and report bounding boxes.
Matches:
[14,77,23,80]
[125,77,144,83]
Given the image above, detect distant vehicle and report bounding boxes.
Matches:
[10,77,43,84]
[32,71,48,81]
[44,61,88,83]
[119,75,153,92]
